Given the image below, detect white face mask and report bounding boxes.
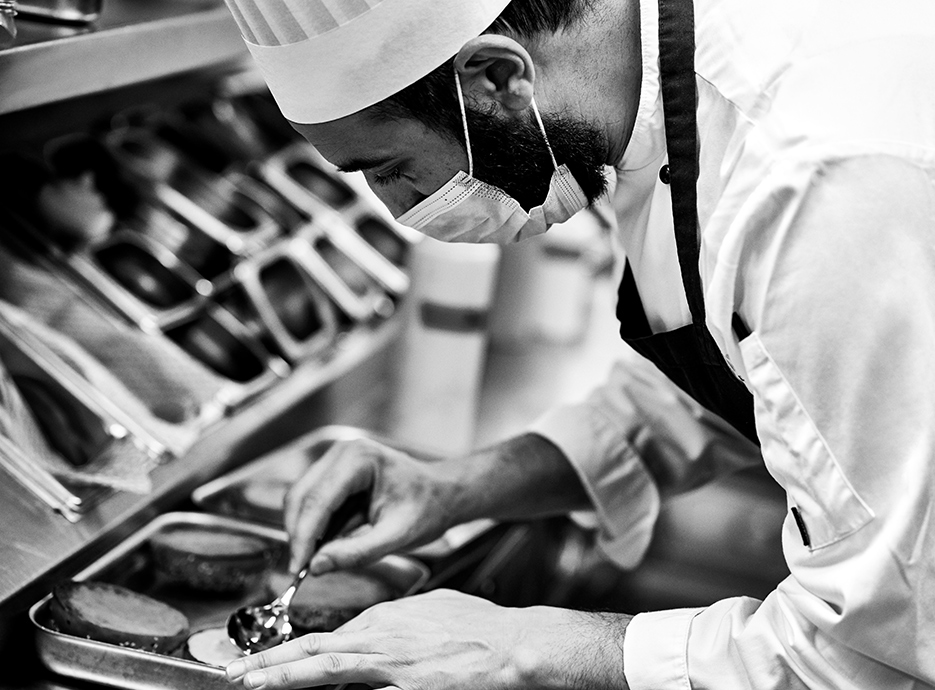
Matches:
[396,72,589,244]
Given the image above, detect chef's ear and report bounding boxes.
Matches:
[455,35,535,116]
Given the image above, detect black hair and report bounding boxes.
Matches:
[370,0,595,139]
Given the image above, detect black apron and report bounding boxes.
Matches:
[615,0,758,445]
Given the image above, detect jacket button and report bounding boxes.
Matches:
[659,165,671,184]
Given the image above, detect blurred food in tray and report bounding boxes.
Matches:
[184,627,243,667]
[150,523,280,593]
[265,567,394,633]
[48,580,190,654]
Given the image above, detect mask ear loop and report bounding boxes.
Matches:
[456,70,557,176]
[530,98,559,172]
[454,69,474,176]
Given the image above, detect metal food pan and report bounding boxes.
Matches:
[29,511,429,690]
[257,146,412,294]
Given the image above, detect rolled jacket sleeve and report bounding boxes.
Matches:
[528,345,761,570]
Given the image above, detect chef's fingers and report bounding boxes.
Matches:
[284,442,374,573]
[227,632,360,678]
[237,653,381,690]
[309,513,417,574]
[226,634,389,689]
[283,447,338,549]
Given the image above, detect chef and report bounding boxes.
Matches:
[219,0,935,688]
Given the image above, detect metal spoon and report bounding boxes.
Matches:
[227,491,369,654]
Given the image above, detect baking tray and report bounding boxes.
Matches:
[29,511,429,690]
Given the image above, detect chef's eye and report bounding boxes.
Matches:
[373,167,402,187]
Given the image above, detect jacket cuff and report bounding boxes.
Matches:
[624,608,701,690]
[528,403,660,570]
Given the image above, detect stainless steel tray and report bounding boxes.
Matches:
[29,511,429,690]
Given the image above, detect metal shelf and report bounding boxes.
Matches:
[0,0,247,115]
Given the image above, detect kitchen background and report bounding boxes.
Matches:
[0,1,789,687]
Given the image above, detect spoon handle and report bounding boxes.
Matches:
[282,490,371,602]
[278,564,310,609]
[317,490,371,549]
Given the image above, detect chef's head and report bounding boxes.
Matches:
[221,0,621,243]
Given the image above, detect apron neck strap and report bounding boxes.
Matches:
[658,0,704,325]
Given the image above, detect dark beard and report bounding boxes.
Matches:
[463,104,609,211]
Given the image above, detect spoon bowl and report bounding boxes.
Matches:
[227,491,369,654]
[227,564,308,653]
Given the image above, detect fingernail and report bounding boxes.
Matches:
[226,660,246,681]
[244,671,267,689]
[309,553,334,575]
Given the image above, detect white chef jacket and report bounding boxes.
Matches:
[528,0,935,687]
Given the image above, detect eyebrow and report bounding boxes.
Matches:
[334,155,397,174]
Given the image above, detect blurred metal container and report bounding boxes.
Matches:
[227,241,338,363]
[0,1,16,48]
[16,0,101,24]
[162,303,290,412]
[0,308,172,479]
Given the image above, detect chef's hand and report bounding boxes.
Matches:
[225,589,632,690]
[284,438,466,574]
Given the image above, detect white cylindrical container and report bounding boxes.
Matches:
[389,238,500,455]
[489,209,608,345]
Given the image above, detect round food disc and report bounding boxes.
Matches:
[186,627,245,666]
[50,580,189,653]
[267,569,393,632]
[150,526,276,592]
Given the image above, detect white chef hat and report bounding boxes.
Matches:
[222,0,513,124]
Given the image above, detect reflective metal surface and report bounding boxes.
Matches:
[227,491,369,653]
[16,0,102,24]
